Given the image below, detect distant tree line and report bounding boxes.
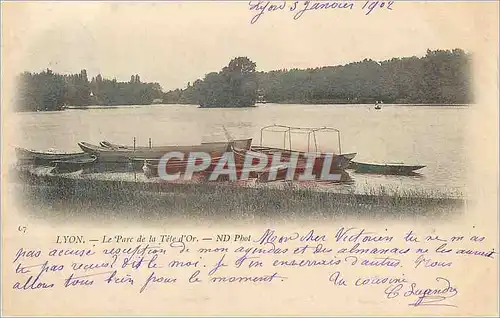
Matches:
[15,48,473,112]
[16,69,163,111]
[163,49,473,106]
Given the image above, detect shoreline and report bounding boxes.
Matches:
[10,165,466,222]
[14,103,471,113]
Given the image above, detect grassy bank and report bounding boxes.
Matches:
[9,166,465,224]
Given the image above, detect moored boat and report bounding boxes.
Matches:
[79,139,251,163]
[99,138,252,152]
[15,147,89,165]
[231,146,349,181]
[255,165,352,183]
[51,155,97,173]
[348,161,426,175]
[248,146,355,170]
[254,125,356,169]
[134,152,226,176]
[141,158,251,179]
[79,142,138,163]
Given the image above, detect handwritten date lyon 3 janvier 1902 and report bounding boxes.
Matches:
[248,1,394,24]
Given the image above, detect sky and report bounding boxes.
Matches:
[2,1,491,91]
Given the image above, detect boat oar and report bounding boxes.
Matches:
[222,125,234,141]
[222,125,236,151]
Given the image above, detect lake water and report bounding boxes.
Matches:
[8,104,468,196]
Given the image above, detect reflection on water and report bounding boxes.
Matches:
[9,104,468,195]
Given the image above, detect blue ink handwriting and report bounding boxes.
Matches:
[248,0,394,24]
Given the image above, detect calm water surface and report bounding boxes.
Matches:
[9,104,468,195]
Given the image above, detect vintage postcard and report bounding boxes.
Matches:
[1,1,498,316]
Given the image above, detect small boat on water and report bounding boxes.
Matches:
[252,163,352,183]
[15,147,89,165]
[79,138,252,163]
[133,151,227,175]
[99,138,252,151]
[141,158,250,179]
[250,146,356,170]
[51,155,97,173]
[348,161,426,175]
[231,146,349,181]
[249,125,356,170]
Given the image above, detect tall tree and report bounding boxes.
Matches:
[190,56,259,108]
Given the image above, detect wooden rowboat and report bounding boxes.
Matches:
[51,155,97,173]
[250,146,356,170]
[134,152,226,175]
[79,139,251,163]
[141,159,251,179]
[231,146,349,181]
[348,161,426,175]
[99,138,252,152]
[254,125,356,169]
[15,147,89,165]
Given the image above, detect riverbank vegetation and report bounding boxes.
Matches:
[165,49,472,106]
[15,48,472,111]
[16,70,163,111]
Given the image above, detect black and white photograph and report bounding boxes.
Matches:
[1,1,498,316]
[7,2,474,224]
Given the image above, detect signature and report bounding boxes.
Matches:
[384,277,458,307]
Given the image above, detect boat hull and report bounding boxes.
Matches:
[52,156,97,173]
[142,160,351,183]
[100,138,252,152]
[349,162,426,175]
[247,146,355,170]
[142,160,252,179]
[15,147,89,165]
[232,147,351,180]
[79,139,251,163]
